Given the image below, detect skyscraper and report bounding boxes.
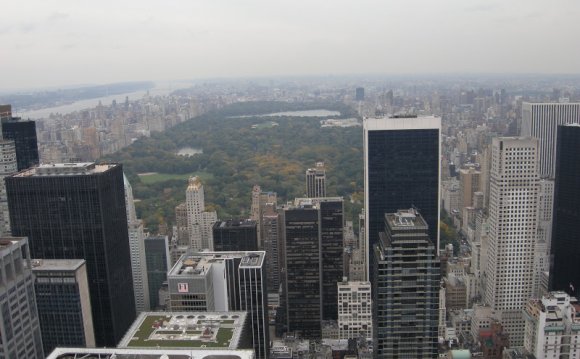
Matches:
[305,162,327,198]
[213,219,258,252]
[372,209,440,359]
[250,185,277,249]
[0,237,44,359]
[124,174,150,313]
[364,115,441,279]
[521,102,580,178]
[550,124,580,296]
[186,176,217,250]
[262,202,281,294]
[1,114,40,171]
[6,162,136,347]
[281,197,344,338]
[144,235,170,310]
[32,259,95,354]
[0,140,17,235]
[167,251,269,359]
[484,137,539,347]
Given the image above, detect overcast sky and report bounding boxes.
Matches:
[2,0,580,90]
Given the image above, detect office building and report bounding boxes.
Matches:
[250,185,277,249]
[213,219,258,252]
[262,202,281,293]
[337,279,372,340]
[175,202,189,246]
[6,162,136,347]
[32,259,95,354]
[1,112,39,171]
[521,102,580,178]
[458,167,481,211]
[364,115,441,280]
[186,176,217,250]
[282,197,344,338]
[372,209,440,359]
[0,237,44,359]
[551,124,580,296]
[168,251,269,359]
[0,140,17,235]
[144,235,170,310]
[306,162,327,198]
[523,292,580,358]
[484,137,539,347]
[124,174,150,313]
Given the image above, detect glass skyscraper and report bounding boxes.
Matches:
[6,162,135,347]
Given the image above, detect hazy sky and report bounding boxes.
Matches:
[2,0,580,90]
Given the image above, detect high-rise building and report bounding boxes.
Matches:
[1,114,39,171]
[550,124,580,296]
[305,162,327,198]
[364,115,441,280]
[167,251,269,359]
[213,219,258,252]
[337,279,372,340]
[262,203,281,294]
[0,140,17,235]
[458,167,481,211]
[521,102,580,178]
[372,209,440,359]
[0,237,44,359]
[282,197,344,338]
[484,137,539,347]
[186,176,217,250]
[523,292,580,358]
[250,185,277,249]
[174,202,189,246]
[144,235,170,310]
[32,259,95,354]
[124,174,150,313]
[5,162,136,347]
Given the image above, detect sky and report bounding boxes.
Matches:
[2,0,580,91]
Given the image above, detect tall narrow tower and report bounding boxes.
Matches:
[186,176,217,250]
[364,115,441,280]
[484,137,539,346]
[306,162,327,198]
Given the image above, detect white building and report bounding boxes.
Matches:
[124,174,150,313]
[484,137,539,347]
[0,140,17,235]
[534,179,554,298]
[337,280,372,340]
[521,102,580,178]
[186,176,217,250]
[524,292,580,358]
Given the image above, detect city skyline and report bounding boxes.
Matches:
[2,0,580,90]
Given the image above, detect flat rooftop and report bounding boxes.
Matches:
[170,251,265,277]
[215,220,257,229]
[46,348,255,359]
[14,162,116,177]
[31,258,85,272]
[118,312,247,349]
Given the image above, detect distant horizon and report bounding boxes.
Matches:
[4,72,580,94]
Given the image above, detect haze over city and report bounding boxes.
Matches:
[2,0,580,90]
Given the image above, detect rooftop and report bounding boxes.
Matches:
[31,259,85,272]
[46,348,255,359]
[14,162,117,177]
[169,251,265,277]
[214,220,257,230]
[118,312,247,349]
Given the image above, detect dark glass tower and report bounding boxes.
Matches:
[212,219,258,251]
[144,235,169,310]
[372,209,440,359]
[6,163,135,347]
[550,124,580,295]
[364,116,441,279]
[1,116,39,171]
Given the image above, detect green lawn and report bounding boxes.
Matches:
[128,325,235,348]
[137,172,213,185]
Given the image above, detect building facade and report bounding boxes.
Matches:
[1,115,39,171]
[186,176,217,250]
[521,102,580,178]
[337,280,372,340]
[364,115,441,280]
[32,258,95,354]
[550,124,580,296]
[372,209,440,359]
[6,162,136,347]
[306,162,327,198]
[484,137,539,346]
[0,237,44,359]
[213,220,259,252]
[144,235,170,310]
[0,140,16,236]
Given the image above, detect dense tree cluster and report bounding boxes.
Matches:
[105,101,363,232]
